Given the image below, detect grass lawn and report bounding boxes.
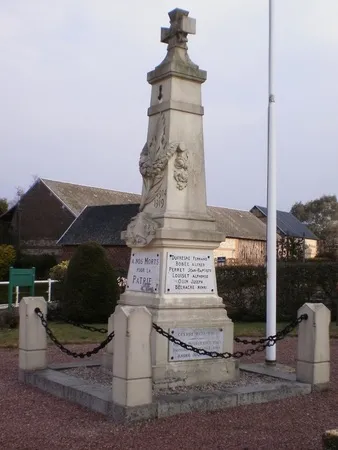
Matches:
[0,322,108,348]
[1,320,337,349]
[235,321,338,338]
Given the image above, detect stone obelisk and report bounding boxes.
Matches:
[121,8,237,387]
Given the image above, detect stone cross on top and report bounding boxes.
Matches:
[161,8,196,50]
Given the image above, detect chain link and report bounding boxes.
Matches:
[35,308,113,359]
[36,306,308,361]
[153,314,308,360]
[234,314,308,346]
[48,311,107,334]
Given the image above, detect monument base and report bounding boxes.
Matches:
[119,225,239,387]
[119,292,238,387]
[151,306,238,388]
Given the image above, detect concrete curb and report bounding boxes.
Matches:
[19,363,312,423]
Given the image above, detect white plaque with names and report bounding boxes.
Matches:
[165,251,216,294]
[126,252,160,293]
[168,327,224,361]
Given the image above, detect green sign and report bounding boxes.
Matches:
[8,267,36,309]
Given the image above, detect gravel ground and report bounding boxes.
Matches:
[0,338,337,450]
[62,365,291,395]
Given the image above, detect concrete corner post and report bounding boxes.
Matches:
[296,303,330,389]
[112,305,152,407]
[19,297,47,371]
[322,429,338,449]
[101,314,114,370]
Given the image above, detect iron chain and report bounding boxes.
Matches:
[153,313,308,360]
[35,308,114,359]
[35,306,308,361]
[234,314,308,346]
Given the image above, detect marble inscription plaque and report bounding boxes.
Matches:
[165,251,216,294]
[126,251,160,293]
[168,327,224,361]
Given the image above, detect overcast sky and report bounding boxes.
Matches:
[1,0,337,211]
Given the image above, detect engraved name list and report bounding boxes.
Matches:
[165,251,216,294]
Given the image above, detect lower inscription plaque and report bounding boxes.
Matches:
[168,327,224,361]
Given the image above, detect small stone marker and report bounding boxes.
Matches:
[19,297,47,371]
[112,305,152,407]
[322,429,338,450]
[296,303,330,389]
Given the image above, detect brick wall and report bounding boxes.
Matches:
[60,246,77,262]
[22,240,62,256]
[8,180,75,254]
[61,245,131,272]
[106,246,131,271]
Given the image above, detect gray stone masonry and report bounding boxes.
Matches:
[19,361,312,424]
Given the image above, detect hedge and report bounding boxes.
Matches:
[216,262,338,322]
[61,242,119,323]
[0,245,16,281]
[14,253,57,279]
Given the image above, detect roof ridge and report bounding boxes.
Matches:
[254,204,296,215]
[207,205,253,214]
[252,204,318,239]
[40,178,141,196]
[85,203,141,210]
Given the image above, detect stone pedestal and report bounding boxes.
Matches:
[120,244,236,387]
[112,305,152,407]
[322,429,338,450]
[19,297,47,371]
[120,9,237,387]
[296,303,331,389]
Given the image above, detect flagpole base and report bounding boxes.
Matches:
[265,359,277,367]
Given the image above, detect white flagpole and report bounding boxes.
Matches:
[266,0,277,365]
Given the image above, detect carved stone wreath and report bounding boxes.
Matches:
[138,112,188,210]
[124,112,189,248]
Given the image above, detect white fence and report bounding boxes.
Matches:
[0,279,58,309]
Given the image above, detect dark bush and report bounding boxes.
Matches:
[114,267,128,279]
[216,262,338,322]
[216,265,266,321]
[46,300,63,322]
[0,245,16,281]
[14,253,57,279]
[61,242,119,323]
[0,308,19,329]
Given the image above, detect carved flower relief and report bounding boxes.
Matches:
[124,211,158,248]
[173,143,188,190]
